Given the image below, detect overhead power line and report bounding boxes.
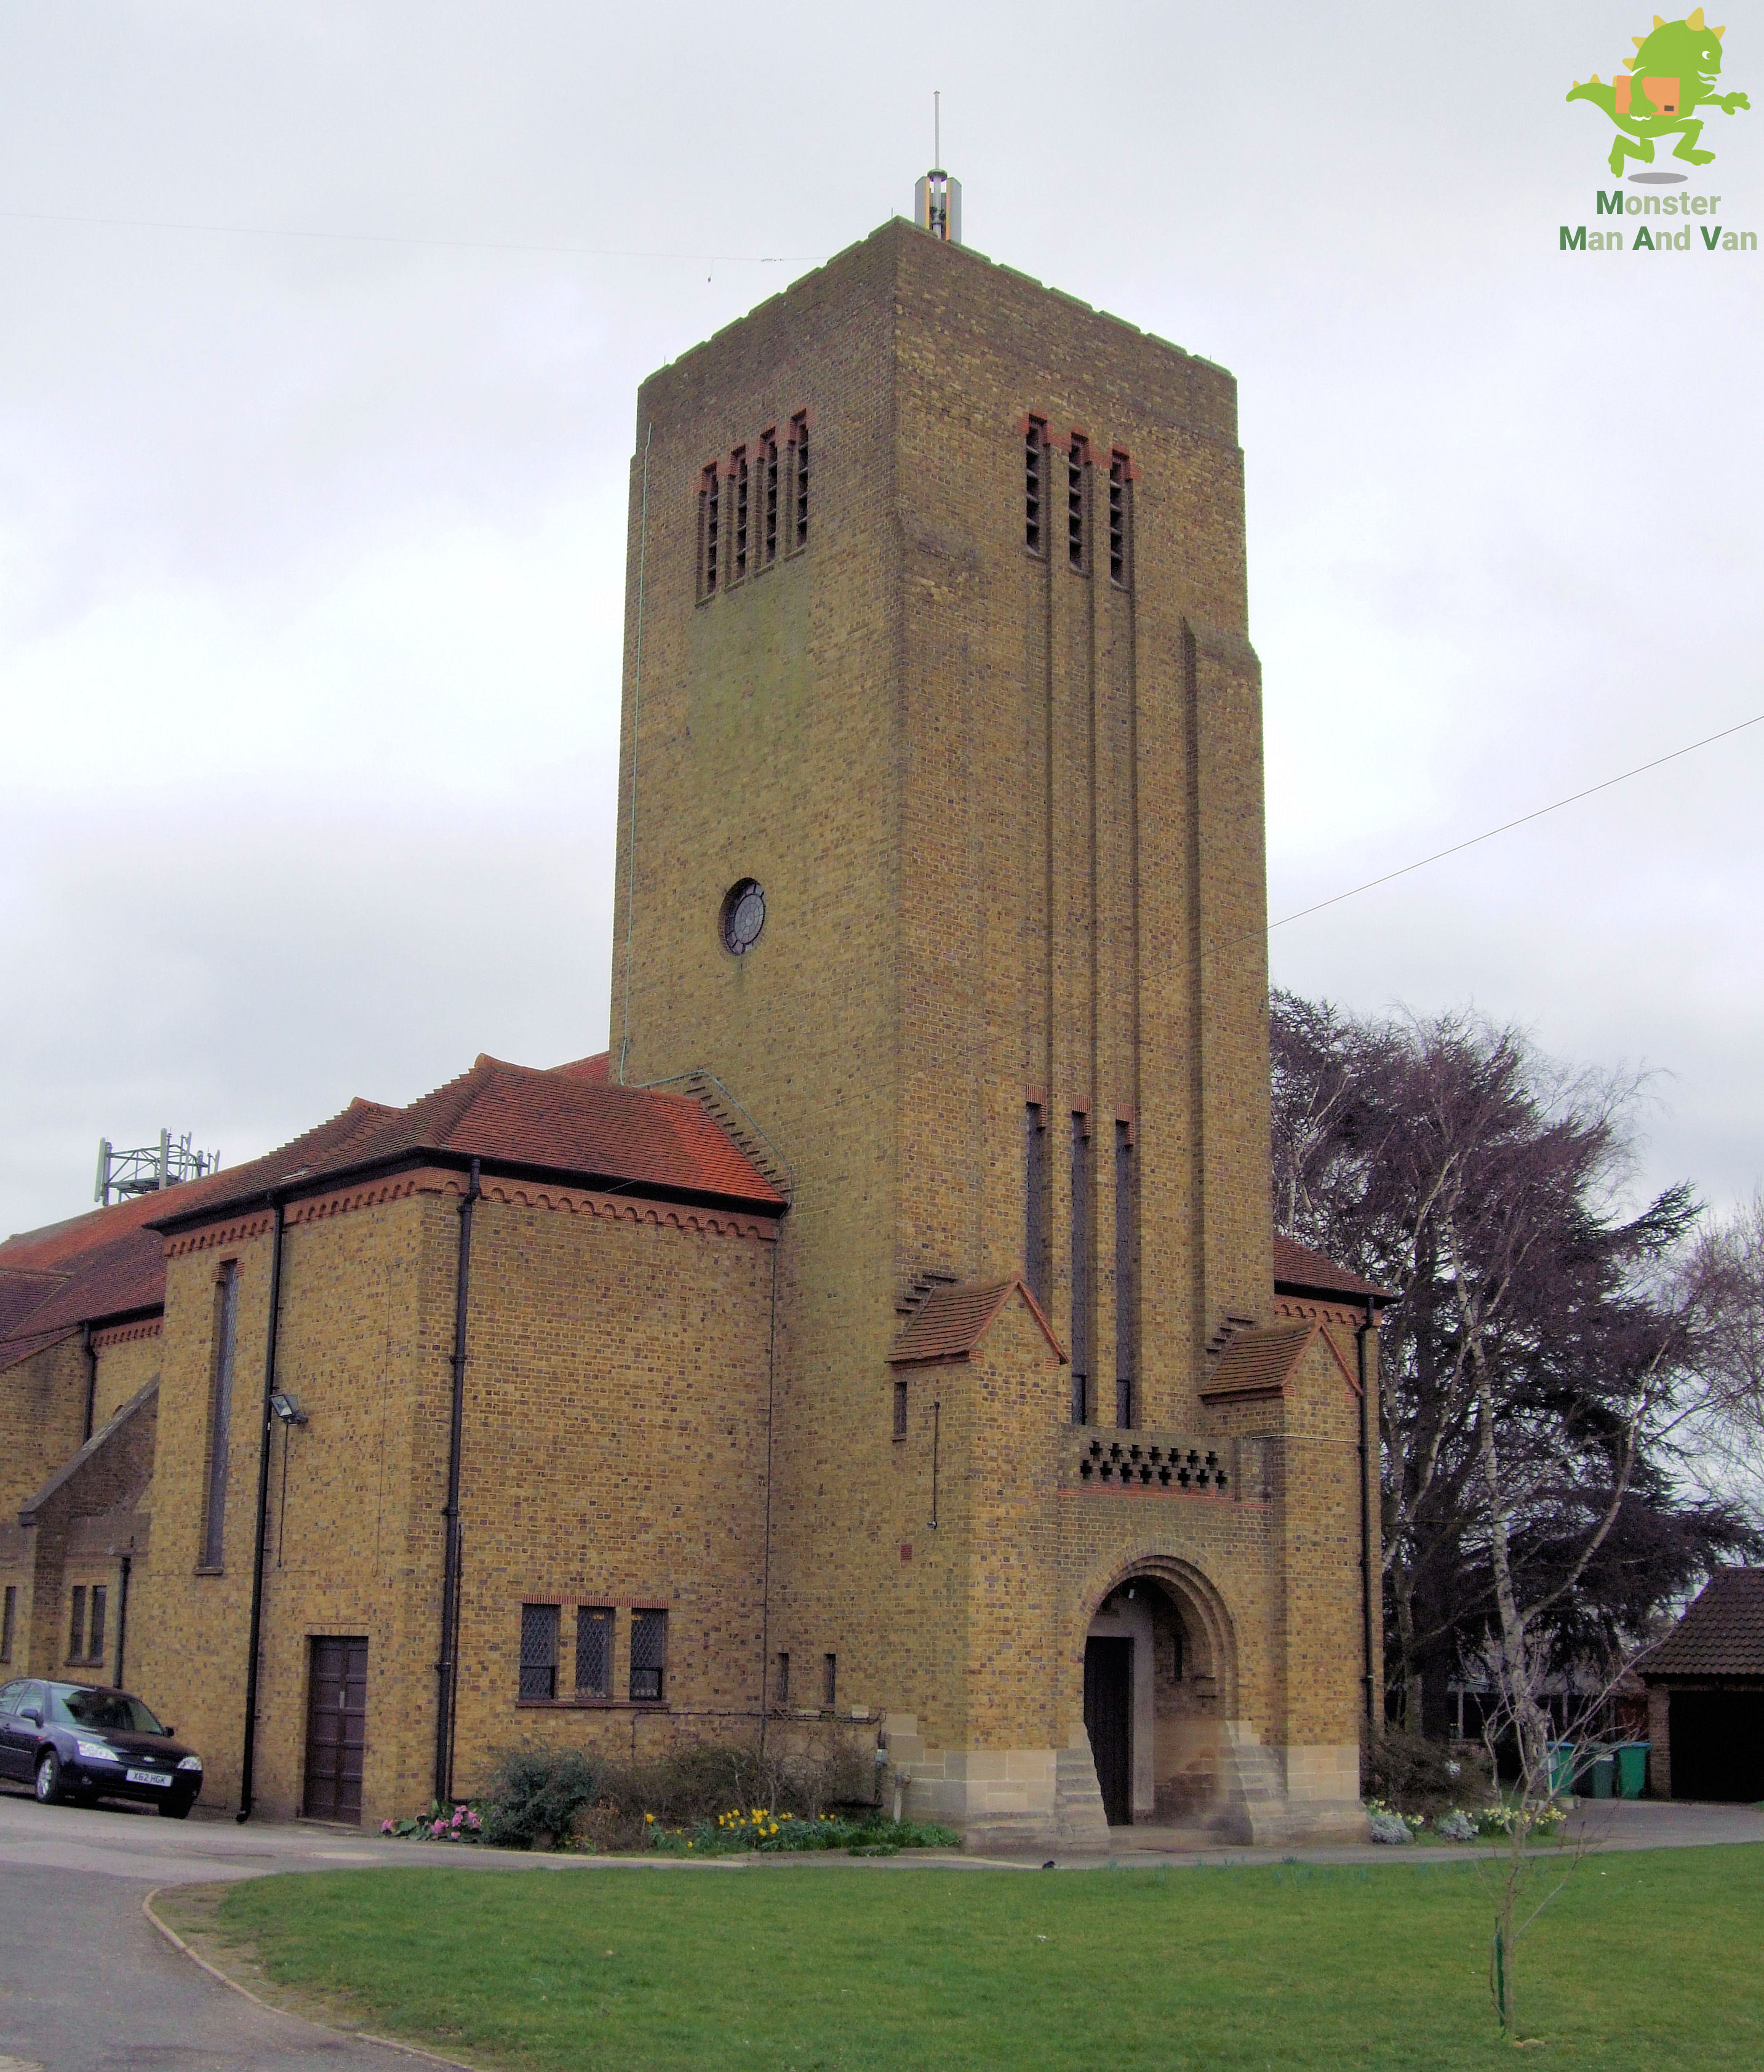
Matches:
[0,206,824,266]
[1269,710,1764,934]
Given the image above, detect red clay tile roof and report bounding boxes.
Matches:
[0,1056,781,1358]
[888,1277,1066,1367]
[148,1055,786,1225]
[0,1099,399,1364]
[1273,1234,1392,1305]
[1199,1320,1317,1403]
[1645,1568,1764,1679]
[549,1053,612,1084]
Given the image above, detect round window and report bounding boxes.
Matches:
[719,879,767,956]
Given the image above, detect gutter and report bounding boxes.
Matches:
[236,1196,285,1822]
[114,1551,132,1688]
[1355,1298,1378,1725]
[434,1158,481,1804]
[82,1322,98,1443]
[147,1145,783,1239]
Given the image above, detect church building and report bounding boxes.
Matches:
[0,192,1385,1847]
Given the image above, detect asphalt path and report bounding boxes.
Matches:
[1,1783,1760,2070]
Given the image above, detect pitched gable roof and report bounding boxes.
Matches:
[1273,1234,1392,1306]
[1199,1319,1318,1404]
[1645,1568,1764,1679]
[0,1100,397,1366]
[887,1276,1066,1367]
[151,1055,785,1230]
[0,1055,782,1360]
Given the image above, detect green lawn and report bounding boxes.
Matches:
[214,1845,1764,2070]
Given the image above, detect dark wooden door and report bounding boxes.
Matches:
[303,1636,368,1822]
[1670,1690,1764,1802]
[1085,1636,1133,1826]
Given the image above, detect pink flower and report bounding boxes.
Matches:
[381,1821,394,1835]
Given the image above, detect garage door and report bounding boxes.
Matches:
[1669,1690,1764,1802]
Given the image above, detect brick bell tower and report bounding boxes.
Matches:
[610,191,1368,1847]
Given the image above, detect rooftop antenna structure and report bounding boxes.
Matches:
[914,90,962,246]
[95,1129,220,1207]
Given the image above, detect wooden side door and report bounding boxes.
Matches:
[1084,1636,1133,1826]
[303,1636,369,1822]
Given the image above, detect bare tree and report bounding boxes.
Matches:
[1271,994,1760,1736]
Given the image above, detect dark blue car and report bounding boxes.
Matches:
[0,1678,204,1817]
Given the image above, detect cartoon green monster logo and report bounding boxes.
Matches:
[1568,9,1749,173]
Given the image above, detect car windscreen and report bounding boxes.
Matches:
[49,1685,167,1735]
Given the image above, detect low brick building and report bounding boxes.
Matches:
[1,203,1389,1847]
[1642,1568,1764,1802]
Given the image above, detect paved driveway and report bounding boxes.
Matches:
[2,1785,1760,2070]
[0,1794,466,2072]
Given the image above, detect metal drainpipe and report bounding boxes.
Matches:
[434,1158,481,1805]
[756,1237,779,1763]
[114,1552,132,1688]
[1355,1299,1378,1725]
[82,1324,98,1444]
[236,1196,286,1822]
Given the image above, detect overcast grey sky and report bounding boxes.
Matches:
[2,0,1760,1239]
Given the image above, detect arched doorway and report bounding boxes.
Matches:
[1084,1561,1233,1826]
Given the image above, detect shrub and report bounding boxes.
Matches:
[1367,1810,1414,1845]
[1434,1809,1478,1841]
[614,1737,876,1831]
[1360,1726,1490,1817]
[646,1809,960,1857]
[477,1745,611,1850]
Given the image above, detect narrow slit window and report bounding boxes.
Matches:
[1025,1102,1048,1306]
[201,1262,239,1569]
[1024,419,1046,553]
[631,1609,668,1702]
[789,412,809,548]
[893,1378,909,1439]
[0,1585,14,1661]
[1115,1121,1135,1428]
[731,446,749,581]
[575,1605,612,1700]
[88,1585,107,1664]
[822,1652,837,1709]
[68,1586,87,1664]
[775,1651,790,1706]
[1068,436,1088,570]
[698,462,721,598]
[1109,451,1132,587]
[1071,1113,1092,1423]
[761,431,779,566]
[519,1602,559,1700]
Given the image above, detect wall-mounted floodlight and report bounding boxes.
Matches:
[269,1390,308,1426]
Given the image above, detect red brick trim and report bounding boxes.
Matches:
[163,1212,274,1258]
[90,1318,162,1351]
[470,1175,778,1244]
[285,1175,428,1229]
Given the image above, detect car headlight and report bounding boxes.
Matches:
[177,1755,203,1771]
[75,1740,120,1762]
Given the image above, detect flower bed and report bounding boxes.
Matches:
[381,1801,484,1842]
[645,1807,960,1857]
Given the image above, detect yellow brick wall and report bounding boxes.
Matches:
[91,1323,164,1430]
[0,1337,86,1514]
[127,1170,776,1825]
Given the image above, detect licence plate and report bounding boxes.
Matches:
[127,1768,172,1787]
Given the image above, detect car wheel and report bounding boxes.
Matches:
[158,1795,194,1820]
[34,1751,66,1804]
